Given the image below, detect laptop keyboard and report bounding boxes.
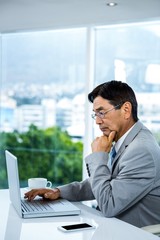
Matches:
[20,198,80,216]
[21,199,55,213]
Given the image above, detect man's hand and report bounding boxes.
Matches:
[91,131,116,153]
[24,188,60,201]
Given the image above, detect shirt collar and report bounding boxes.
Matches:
[114,123,136,153]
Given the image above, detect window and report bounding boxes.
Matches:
[0,29,86,188]
[94,21,160,137]
[1,21,160,189]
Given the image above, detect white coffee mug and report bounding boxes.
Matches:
[28,178,52,189]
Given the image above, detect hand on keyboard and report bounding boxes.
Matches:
[24,188,60,201]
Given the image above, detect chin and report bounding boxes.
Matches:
[102,131,110,137]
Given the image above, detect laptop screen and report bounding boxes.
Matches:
[5,150,23,217]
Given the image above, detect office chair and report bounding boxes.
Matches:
[141,224,160,237]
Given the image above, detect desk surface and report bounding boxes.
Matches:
[0,189,159,240]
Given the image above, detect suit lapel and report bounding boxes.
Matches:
[111,121,144,171]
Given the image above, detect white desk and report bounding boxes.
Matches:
[0,189,159,240]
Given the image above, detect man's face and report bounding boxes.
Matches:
[93,96,129,141]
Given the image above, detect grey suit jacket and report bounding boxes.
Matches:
[59,121,160,227]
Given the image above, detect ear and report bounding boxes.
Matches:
[122,102,132,119]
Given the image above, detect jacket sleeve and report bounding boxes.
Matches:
[85,143,156,217]
[58,178,95,201]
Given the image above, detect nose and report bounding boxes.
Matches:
[95,116,103,124]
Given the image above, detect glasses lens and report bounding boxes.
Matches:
[91,112,103,120]
[91,114,95,119]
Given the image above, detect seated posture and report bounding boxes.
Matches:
[25,80,160,228]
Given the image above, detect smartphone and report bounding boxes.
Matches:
[58,223,95,232]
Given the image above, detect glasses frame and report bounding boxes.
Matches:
[91,103,121,120]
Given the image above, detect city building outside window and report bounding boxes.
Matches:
[0,29,86,188]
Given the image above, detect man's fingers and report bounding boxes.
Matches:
[24,189,48,201]
[24,188,60,201]
[109,131,116,143]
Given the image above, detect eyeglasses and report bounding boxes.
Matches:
[91,103,121,120]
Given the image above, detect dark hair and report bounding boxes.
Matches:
[88,80,138,122]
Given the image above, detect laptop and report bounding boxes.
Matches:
[5,150,81,218]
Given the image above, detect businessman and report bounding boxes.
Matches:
[25,80,160,228]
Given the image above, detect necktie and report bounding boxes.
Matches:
[110,145,116,165]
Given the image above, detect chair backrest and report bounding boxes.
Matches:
[141,224,160,237]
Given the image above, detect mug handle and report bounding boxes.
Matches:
[47,181,52,188]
